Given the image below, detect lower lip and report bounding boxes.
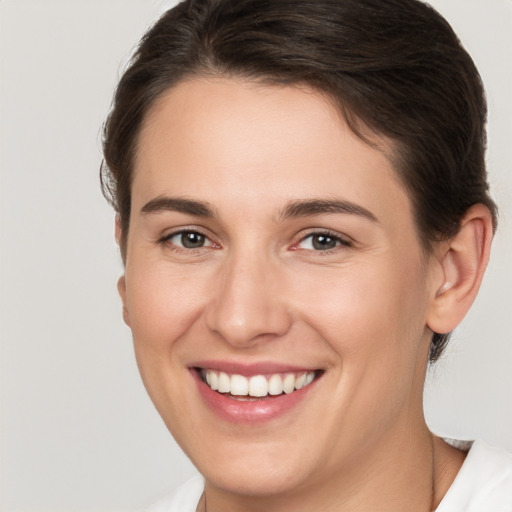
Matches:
[192,370,318,424]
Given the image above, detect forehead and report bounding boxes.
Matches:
[132,77,413,228]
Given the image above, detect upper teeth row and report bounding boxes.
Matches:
[202,370,316,397]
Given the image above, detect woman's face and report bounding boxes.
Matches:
[120,77,438,495]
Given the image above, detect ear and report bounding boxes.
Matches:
[117,274,131,327]
[115,216,131,327]
[115,215,128,265]
[115,215,122,245]
[427,203,493,334]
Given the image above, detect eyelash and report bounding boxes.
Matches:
[293,230,353,255]
[158,228,352,255]
[158,228,217,252]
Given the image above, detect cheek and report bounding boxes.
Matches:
[296,256,430,372]
[123,263,211,427]
[124,262,210,355]
[298,260,430,436]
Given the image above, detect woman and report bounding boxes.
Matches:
[100,0,512,510]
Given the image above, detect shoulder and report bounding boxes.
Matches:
[144,475,204,512]
[437,440,512,512]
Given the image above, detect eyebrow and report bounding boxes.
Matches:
[278,199,378,222]
[141,196,215,217]
[140,195,378,223]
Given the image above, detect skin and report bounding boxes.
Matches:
[118,77,491,511]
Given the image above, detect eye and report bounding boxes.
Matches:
[163,230,214,249]
[296,232,351,251]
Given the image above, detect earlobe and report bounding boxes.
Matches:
[427,204,493,334]
[117,275,131,327]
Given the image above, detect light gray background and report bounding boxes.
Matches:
[0,1,510,511]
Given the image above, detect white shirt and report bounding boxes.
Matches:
[145,441,512,512]
[436,441,512,511]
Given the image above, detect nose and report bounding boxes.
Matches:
[205,252,292,347]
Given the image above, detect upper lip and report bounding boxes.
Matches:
[191,360,321,376]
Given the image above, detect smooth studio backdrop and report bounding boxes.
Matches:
[1,1,511,511]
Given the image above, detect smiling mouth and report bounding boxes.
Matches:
[197,369,322,400]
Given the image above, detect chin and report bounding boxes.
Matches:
[178,430,318,497]
[200,457,309,497]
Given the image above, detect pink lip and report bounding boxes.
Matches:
[190,363,321,424]
[191,359,317,376]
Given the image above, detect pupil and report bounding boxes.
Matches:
[313,234,336,250]
[182,232,204,248]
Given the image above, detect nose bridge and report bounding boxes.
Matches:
[205,244,291,346]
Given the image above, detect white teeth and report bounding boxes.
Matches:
[230,374,249,396]
[268,374,283,395]
[249,375,268,397]
[206,371,218,391]
[202,369,318,398]
[283,373,295,394]
[295,373,306,390]
[217,372,231,393]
